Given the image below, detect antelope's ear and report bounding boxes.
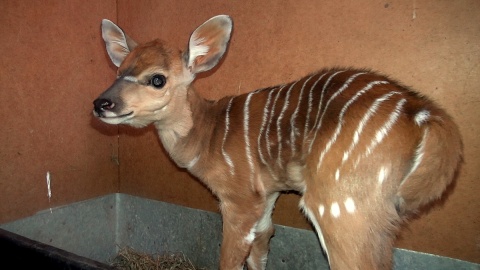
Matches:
[101,19,138,67]
[185,15,233,74]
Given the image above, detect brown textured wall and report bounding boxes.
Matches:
[0,1,119,223]
[117,0,479,263]
[0,0,477,265]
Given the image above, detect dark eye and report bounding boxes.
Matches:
[150,74,166,89]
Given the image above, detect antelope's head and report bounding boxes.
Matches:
[93,15,232,128]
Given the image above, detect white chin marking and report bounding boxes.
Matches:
[100,117,127,125]
[99,113,134,125]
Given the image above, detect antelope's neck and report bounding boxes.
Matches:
[155,88,218,169]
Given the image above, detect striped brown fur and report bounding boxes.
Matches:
[93,16,462,270]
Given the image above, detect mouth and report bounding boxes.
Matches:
[94,111,134,124]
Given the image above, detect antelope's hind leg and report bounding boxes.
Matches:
[300,192,401,270]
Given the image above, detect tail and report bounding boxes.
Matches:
[396,111,463,215]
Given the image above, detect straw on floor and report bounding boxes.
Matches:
[111,246,207,270]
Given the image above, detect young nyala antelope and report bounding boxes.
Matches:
[93,15,462,270]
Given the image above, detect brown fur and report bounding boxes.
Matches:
[94,16,462,270]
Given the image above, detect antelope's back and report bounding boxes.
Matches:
[219,68,461,201]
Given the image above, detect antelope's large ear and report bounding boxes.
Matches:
[101,19,138,67]
[186,15,233,74]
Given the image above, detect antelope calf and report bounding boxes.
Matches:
[93,15,462,270]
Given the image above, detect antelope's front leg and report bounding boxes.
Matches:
[219,196,266,270]
[246,192,280,270]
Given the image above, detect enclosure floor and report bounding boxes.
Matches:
[1,194,478,270]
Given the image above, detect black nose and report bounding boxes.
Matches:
[93,98,115,115]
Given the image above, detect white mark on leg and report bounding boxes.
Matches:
[330,202,340,218]
[245,223,257,244]
[246,253,268,270]
[256,192,280,233]
[299,199,330,261]
[344,197,356,214]
[319,204,325,217]
[335,169,340,181]
[260,254,268,269]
